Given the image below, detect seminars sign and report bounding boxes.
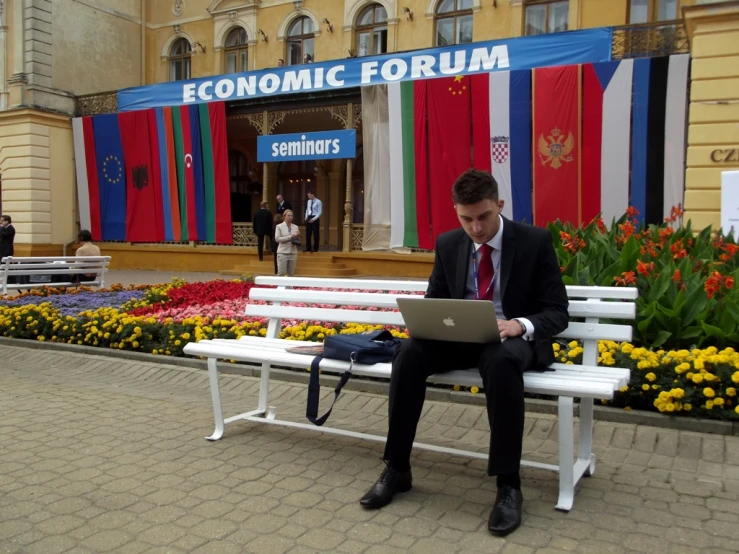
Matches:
[118,28,613,111]
[257,130,356,162]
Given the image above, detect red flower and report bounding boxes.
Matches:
[664,204,685,223]
[637,260,655,277]
[670,242,688,260]
[560,231,586,254]
[614,271,637,287]
[658,227,674,246]
[705,271,734,299]
[671,269,681,283]
[617,221,636,245]
[626,206,640,220]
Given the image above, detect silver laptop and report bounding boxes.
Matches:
[395,297,502,344]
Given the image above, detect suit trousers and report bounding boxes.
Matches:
[277,252,297,276]
[306,219,320,252]
[257,234,270,261]
[384,337,535,476]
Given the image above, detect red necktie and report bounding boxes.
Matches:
[477,244,495,301]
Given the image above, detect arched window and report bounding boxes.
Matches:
[224,27,248,73]
[169,38,192,81]
[524,1,569,36]
[356,3,388,57]
[435,0,473,47]
[287,16,315,66]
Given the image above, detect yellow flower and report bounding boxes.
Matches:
[453,385,460,391]
[470,386,479,394]
[37,336,45,342]
[705,401,714,410]
[568,340,579,349]
[703,387,716,398]
[645,372,656,382]
[181,332,191,340]
[727,388,736,397]
[691,374,704,385]
[642,384,650,391]
[619,386,629,393]
[669,388,685,399]
[683,403,692,411]
[693,359,705,370]
[665,403,675,412]
[552,343,560,352]
[713,397,725,407]
[175,340,181,346]
[733,371,739,384]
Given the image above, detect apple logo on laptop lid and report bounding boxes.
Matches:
[443,317,455,327]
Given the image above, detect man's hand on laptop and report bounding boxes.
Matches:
[498,319,524,339]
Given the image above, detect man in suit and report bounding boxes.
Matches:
[0,214,15,259]
[253,201,273,262]
[275,194,291,216]
[304,191,322,253]
[359,169,569,536]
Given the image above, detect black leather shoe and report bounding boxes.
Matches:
[359,463,412,509]
[488,485,523,536]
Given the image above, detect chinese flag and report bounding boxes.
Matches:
[426,75,472,239]
[118,109,164,242]
[532,65,581,227]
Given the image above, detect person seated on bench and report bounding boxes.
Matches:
[74,230,101,283]
[360,169,569,536]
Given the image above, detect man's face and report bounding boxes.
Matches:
[0,218,7,227]
[455,198,504,245]
[276,195,283,203]
[307,193,314,200]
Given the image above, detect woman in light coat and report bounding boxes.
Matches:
[274,209,300,277]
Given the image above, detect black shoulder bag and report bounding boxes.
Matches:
[307,330,404,426]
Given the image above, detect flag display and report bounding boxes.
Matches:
[470,70,533,223]
[533,64,581,227]
[72,102,232,244]
[583,60,634,226]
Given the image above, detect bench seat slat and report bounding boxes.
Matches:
[184,340,623,399]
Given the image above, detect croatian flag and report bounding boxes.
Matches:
[582,60,634,226]
[471,70,533,223]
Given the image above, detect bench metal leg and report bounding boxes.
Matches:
[556,396,575,512]
[206,358,226,441]
[257,361,276,420]
[578,397,596,477]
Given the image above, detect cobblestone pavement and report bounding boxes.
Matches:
[2,344,739,554]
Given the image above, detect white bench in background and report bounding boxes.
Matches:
[0,256,110,294]
[184,276,638,511]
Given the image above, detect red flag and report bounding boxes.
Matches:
[81,117,102,241]
[470,74,492,173]
[118,109,164,242]
[208,102,233,245]
[427,75,472,239]
[412,80,432,250]
[533,65,581,226]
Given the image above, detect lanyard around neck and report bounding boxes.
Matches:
[471,246,501,301]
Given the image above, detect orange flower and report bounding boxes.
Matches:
[671,269,681,283]
[705,271,733,299]
[664,204,685,223]
[559,231,586,254]
[617,221,636,245]
[626,206,640,220]
[637,260,655,277]
[614,271,637,287]
[670,242,688,260]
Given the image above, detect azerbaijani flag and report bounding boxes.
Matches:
[171,105,198,241]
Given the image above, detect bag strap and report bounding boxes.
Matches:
[306,354,355,427]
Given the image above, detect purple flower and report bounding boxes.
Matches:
[0,290,145,316]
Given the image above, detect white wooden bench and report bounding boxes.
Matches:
[183,276,638,512]
[0,256,110,294]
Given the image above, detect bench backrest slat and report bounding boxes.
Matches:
[254,276,428,292]
[248,288,636,319]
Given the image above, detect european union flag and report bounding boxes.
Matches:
[92,114,127,241]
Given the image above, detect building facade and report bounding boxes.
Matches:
[0,0,736,271]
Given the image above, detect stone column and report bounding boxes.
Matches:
[683,3,739,231]
[342,103,354,252]
[7,0,27,106]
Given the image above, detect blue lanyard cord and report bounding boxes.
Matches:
[471,248,501,301]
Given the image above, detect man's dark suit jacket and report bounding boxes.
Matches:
[253,208,273,237]
[276,201,292,215]
[425,218,569,369]
[0,224,15,259]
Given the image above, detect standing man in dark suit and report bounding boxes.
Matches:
[304,191,322,253]
[253,202,273,262]
[359,170,569,536]
[0,214,15,259]
[275,194,291,216]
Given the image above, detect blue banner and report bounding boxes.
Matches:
[119,28,613,111]
[258,130,356,162]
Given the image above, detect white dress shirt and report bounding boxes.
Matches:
[467,215,535,341]
[305,197,323,221]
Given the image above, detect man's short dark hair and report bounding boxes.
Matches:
[452,170,499,205]
[260,201,268,208]
[78,230,93,242]
[1,215,11,223]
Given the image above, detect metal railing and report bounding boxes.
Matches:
[612,21,689,59]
